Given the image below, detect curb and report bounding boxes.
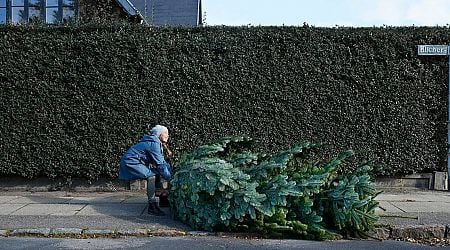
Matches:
[1,225,449,241]
[373,224,450,240]
[0,228,200,238]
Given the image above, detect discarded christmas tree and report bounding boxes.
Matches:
[169,136,380,240]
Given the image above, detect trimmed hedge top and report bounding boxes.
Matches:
[0,23,449,180]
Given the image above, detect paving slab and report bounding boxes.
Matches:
[8,196,73,204]
[76,204,146,216]
[122,196,148,204]
[377,192,450,202]
[0,214,189,230]
[376,201,404,213]
[0,196,20,203]
[66,196,127,204]
[0,204,26,215]
[10,204,85,216]
[389,201,450,213]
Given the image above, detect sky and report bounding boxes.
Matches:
[202,0,450,27]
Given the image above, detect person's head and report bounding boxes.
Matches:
[150,125,169,143]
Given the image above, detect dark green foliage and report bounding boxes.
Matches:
[170,136,380,240]
[0,24,449,180]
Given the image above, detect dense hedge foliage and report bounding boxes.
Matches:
[0,23,449,180]
[170,136,380,240]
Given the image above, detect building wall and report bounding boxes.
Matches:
[130,0,201,26]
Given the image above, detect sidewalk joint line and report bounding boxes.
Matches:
[388,201,407,213]
[74,204,88,215]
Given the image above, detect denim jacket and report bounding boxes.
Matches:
[118,134,171,181]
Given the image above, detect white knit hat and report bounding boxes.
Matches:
[150,125,169,136]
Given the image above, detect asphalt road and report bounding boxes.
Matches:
[0,236,442,250]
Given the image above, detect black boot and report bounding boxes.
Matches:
[148,202,165,216]
[159,195,170,207]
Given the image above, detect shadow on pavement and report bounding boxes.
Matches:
[1,191,191,231]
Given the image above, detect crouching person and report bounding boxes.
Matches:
[119,125,172,216]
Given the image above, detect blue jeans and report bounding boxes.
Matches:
[147,176,157,203]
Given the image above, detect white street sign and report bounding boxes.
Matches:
[417,45,449,56]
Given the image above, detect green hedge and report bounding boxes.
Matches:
[0,23,449,180]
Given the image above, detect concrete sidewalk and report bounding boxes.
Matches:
[0,191,192,237]
[0,189,449,240]
[375,189,450,240]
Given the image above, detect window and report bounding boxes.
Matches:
[0,0,77,25]
[45,0,58,24]
[0,0,6,24]
[62,0,75,23]
[29,0,42,23]
[11,0,25,24]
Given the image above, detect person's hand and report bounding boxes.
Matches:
[162,143,173,157]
